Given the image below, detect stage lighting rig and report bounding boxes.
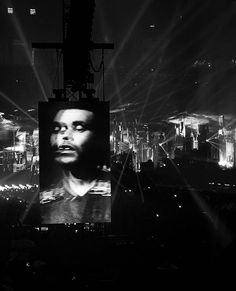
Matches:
[32,0,114,101]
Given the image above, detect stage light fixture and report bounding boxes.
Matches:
[30,8,36,15]
[8,7,13,14]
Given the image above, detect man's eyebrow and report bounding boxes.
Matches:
[52,121,64,126]
[72,121,89,126]
[51,121,91,127]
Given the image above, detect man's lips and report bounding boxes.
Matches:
[55,144,76,153]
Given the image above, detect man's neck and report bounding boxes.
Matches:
[62,167,100,197]
[63,164,99,182]
[62,171,97,197]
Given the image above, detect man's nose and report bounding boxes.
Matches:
[61,128,73,140]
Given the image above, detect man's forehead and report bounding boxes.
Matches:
[53,109,94,123]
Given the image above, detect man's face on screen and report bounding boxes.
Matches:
[50,109,96,165]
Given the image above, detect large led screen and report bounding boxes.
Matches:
[38,100,111,224]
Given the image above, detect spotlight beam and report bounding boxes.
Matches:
[208,141,220,151]
[99,0,203,100]
[96,0,152,92]
[111,72,153,107]
[208,132,219,141]
[159,143,171,159]
[136,172,145,203]
[111,150,133,207]
[0,171,17,185]
[157,149,232,245]
[107,41,168,101]
[208,140,219,146]
[111,68,128,128]
[0,90,38,124]
[138,68,159,124]
[160,134,176,145]
[8,8,48,101]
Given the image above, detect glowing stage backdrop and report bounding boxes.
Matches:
[38,100,111,224]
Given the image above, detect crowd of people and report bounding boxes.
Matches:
[0,170,236,289]
[0,100,236,288]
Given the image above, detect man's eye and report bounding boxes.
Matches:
[52,125,66,133]
[53,126,60,133]
[74,124,84,131]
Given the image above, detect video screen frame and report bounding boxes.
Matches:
[38,100,111,224]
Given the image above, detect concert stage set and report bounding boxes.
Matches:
[1,0,236,289]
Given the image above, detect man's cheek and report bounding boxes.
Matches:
[50,135,58,146]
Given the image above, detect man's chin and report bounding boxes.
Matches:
[54,156,78,165]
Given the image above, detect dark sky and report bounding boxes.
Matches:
[1,0,236,124]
